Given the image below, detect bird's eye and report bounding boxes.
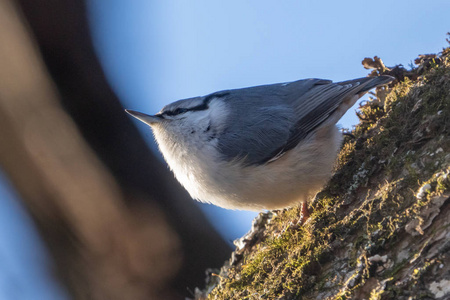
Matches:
[162,108,189,117]
[173,108,188,115]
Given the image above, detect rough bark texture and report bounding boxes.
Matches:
[0,0,230,299]
[199,43,450,299]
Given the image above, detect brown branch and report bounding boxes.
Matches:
[0,0,230,298]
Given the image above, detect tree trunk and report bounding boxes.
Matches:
[202,46,450,299]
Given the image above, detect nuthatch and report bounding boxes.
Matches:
[126,76,393,213]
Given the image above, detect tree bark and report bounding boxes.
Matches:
[202,47,450,299]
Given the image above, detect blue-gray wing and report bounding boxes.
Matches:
[216,76,393,165]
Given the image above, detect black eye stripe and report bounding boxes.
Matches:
[174,108,188,114]
[162,92,229,116]
[162,108,187,116]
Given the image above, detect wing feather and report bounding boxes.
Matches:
[216,76,393,165]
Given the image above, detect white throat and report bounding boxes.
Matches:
[151,99,230,201]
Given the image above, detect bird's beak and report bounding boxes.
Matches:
[125,109,163,125]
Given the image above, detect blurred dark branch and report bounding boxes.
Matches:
[0,0,231,298]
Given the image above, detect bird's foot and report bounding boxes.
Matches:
[299,201,310,224]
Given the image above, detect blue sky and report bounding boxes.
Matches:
[87,0,450,241]
[0,173,68,300]
[0,1,449,298]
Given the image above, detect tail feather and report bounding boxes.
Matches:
[360,75,395,93]
[338,75,394,94]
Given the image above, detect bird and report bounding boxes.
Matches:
[126,75,393,214]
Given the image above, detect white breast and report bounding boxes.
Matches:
[151,101,342,211]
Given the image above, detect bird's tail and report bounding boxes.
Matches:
[338,75,394,95]
[360,75,394,93]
